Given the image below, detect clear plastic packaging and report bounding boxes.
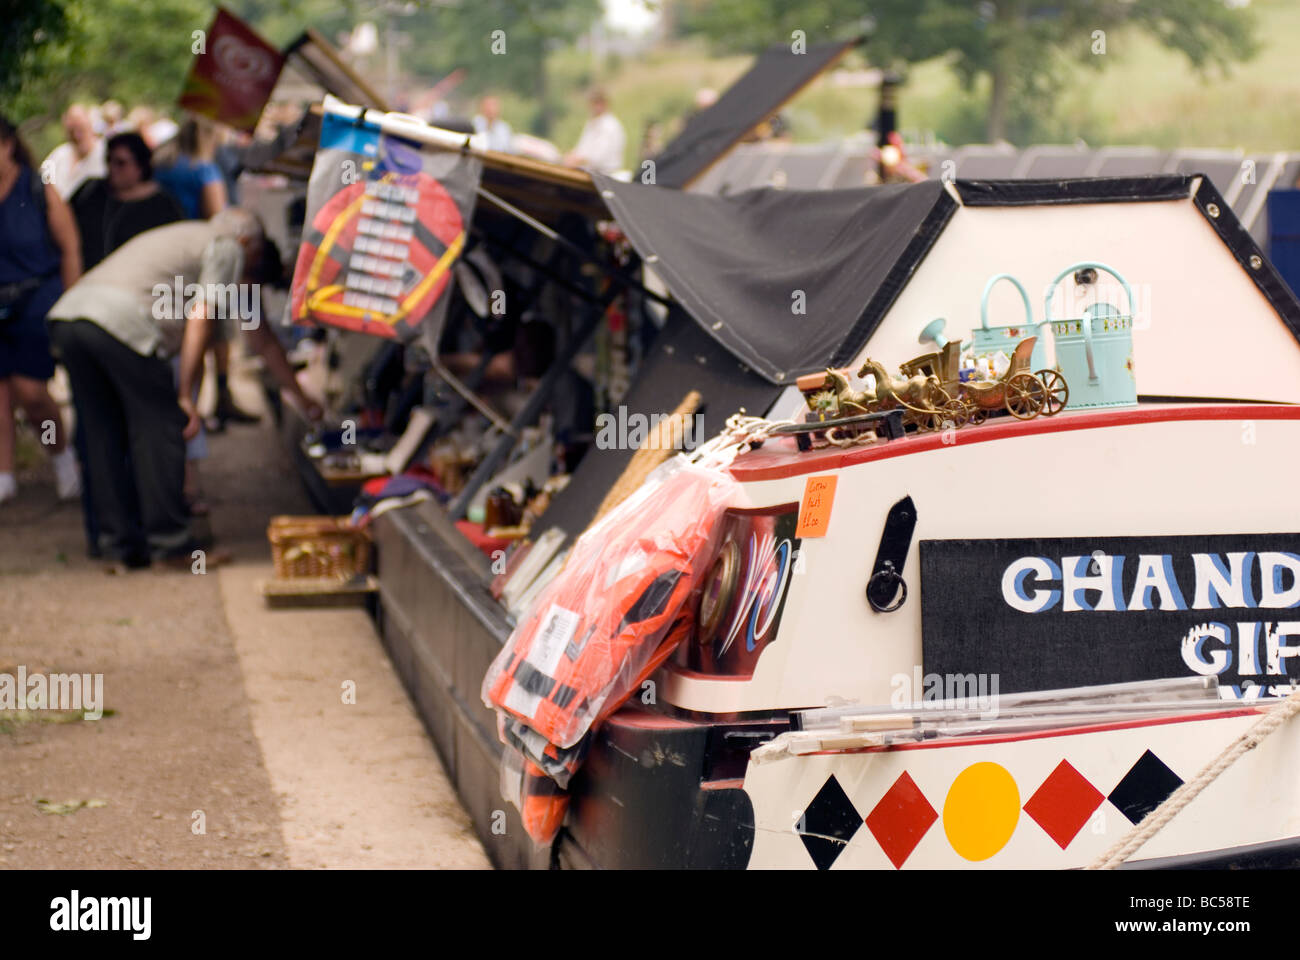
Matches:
[496,612,694,790]
[499,713,587,789]
[483,455,737,749]
[499,745,569,847]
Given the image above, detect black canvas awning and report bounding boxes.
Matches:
[651,38,860,190]
[594,173,955,384]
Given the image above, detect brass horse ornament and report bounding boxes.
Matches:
[804,368,874,417]
[856,358,948,430]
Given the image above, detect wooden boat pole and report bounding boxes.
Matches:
[587,391,702,528]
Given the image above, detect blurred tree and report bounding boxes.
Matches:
[3,0,358,129]
[677,0,1258,143]
[398,0,602,135]
[4,0,599,139]
[2,0,75,123]
[4,0,210,126]
[225,0,358,47]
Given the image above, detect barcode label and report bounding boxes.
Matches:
[527,604,581,677]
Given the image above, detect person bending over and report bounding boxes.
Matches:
[47,208,319,570]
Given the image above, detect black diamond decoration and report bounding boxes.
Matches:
[1108,750,1184,825]
[799,774,863,870]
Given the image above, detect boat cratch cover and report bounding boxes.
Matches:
[592,173,952,384]
[483,458,737,844]
[649,38,859,190]
[290,107,481,341]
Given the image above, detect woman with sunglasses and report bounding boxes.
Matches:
[70,131,184,270]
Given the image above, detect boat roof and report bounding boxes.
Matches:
[728,402,1300,482]
[593,173,1300,386]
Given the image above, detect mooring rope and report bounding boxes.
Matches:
[1087,687,1300,869]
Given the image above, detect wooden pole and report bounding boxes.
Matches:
[588,391,702,528]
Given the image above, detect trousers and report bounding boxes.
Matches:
[48,319,192,563]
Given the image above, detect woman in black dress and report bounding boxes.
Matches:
[70,132,183,269]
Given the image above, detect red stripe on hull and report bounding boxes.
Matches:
[730,404,1300,482]
[799,707,1263,757]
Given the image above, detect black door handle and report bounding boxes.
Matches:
[866,495,916,612]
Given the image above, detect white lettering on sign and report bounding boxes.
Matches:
[1000,551,1300,614]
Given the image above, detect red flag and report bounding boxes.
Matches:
[177,7,284,132]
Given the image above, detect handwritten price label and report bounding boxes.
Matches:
[796,475,837,538]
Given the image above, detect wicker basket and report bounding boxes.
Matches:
[267,516,371,580]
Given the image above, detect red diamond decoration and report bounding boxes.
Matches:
[865,772,938,869]
[1023,760,1105,850]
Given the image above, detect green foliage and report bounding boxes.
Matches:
[4,0,603,152]
[8,0,371,152]
[2,0,1269,168]
[1,0,75,123]
[677,0,1259,143]
[224,0,359,48]
[675,0,860,51]
[5,0,211,131]
[397,0,602,135]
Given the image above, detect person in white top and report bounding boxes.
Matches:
[564,90,626,175]
[472,95,514,153]
[100,100,130,136]
[41,105,107,200]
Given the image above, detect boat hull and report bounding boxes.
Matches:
[745,707,1298,869]
[625,404,1300,869]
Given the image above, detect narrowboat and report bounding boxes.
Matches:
[375,169,1300,869]
[567,401,1300,870]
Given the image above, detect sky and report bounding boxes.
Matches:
[605,0,660,33]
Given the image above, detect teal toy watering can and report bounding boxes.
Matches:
[1044,261,1137,410]
[919,273,1048,373]
[974,273,1049,372]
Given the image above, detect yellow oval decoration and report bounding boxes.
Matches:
[943,762,1020,861]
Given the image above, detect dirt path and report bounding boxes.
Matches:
[0,367,487,869]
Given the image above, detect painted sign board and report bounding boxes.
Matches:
[921,534,1300,699]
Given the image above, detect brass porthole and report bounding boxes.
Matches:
[698,539,740,648]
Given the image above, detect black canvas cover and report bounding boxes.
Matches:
[539,307,782,539]
[652,39,858,190]
[593,173,954,384]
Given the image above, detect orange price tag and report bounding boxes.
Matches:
[796,475,837,538]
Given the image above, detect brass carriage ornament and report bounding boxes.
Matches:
[895,336,1068,426]
[798,335,1069,438]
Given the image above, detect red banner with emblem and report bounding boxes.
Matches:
[177,7,284,133]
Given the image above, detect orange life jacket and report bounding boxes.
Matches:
[485,464,729,749]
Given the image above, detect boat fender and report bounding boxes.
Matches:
[867,495,917,613]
